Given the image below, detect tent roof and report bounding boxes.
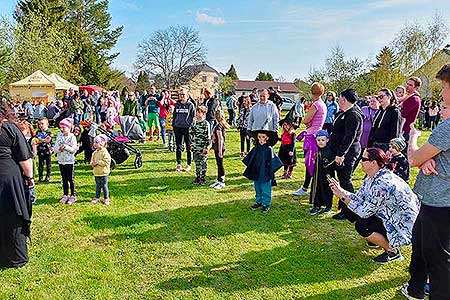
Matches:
[48,73,79,90]
[9,70,55,87]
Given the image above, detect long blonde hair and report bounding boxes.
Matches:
[215,109,230,129]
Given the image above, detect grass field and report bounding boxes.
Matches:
[0,126,429,300]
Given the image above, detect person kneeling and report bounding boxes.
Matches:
[329,148,420,264]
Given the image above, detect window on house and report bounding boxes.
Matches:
[202,76,207,82]
[214,76,219,83]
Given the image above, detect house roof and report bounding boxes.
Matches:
[413,44,450,76]
[233,80,300,93]
[180,63,220,85]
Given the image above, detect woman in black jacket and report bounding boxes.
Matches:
[368,88,401,152]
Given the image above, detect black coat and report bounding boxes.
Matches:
[368,105,401,145]
[243,143,282,182]
[329,106,363,157]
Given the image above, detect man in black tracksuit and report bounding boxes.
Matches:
[328,89,363,221]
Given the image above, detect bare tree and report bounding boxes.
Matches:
[135,25,207,89]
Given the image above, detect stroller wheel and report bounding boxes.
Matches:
[110,158,117,169]
[134,155,143,169]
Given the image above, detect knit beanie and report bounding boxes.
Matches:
[59,118,74,129]
[389,137,406,152]
[94,134,108,145]
[315,129,329,138]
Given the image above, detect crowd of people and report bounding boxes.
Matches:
[1,64,450,299]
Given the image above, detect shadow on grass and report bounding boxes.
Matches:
[82,197,384,292]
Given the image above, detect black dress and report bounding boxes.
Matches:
[0,121,33,268]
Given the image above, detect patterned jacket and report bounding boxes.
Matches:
[347,168,420,248]
[190,119,211,153]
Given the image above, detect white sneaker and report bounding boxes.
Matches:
[214,182,225,190]
[175,164,182,171]
[292,187,308,196]
[209,181,219,188]
[183,165,191,172]
[401,283,424,300]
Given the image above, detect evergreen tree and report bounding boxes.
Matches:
[255,71,274,81]
[135,71,151,93]
[226,64,238,80]
[14,0,66,25]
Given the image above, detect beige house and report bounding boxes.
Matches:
[181,64,221,99]
[413,45,450,100]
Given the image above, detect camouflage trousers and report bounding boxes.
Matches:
[193,152,208,178]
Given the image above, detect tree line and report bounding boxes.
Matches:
[0,0,124,93]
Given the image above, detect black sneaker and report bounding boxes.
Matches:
[251,203,262,210]
[309,207,321,216]
[198,178,206,186]
[373,249,404,264]
[321,207,333,215]
[261,205,270,213]
[192,177,200,184]
[332,211,346,220]
[401,283,424,300]
[366,241,380,249]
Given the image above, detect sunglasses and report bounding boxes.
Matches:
[376,95,386,100]
[361,157,372,162]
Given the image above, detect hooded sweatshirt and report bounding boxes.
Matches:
[173,100,195,128]
[368,105,401,145]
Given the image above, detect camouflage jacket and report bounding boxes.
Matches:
[190,119,211,152]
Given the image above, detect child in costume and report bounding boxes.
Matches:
[190,106,211,186]
[278,119,297,179]
[243,130,282,213]
[309,130,335,216]
[91,134,112,205]
[137,113,147,143]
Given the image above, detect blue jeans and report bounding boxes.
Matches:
[74,114,82,126]
[95,176,109,199]
[208,119,215,133]
[254,180,272,207]
[95,106,101,124]
[159,117,167,145]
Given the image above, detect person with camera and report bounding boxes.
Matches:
[329,148,419,264]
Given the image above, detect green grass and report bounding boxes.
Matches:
[0,127,430,300]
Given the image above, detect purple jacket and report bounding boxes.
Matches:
[360,106,378,148]
[297,131,318,177]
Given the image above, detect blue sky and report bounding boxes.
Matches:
[2,0,450,81]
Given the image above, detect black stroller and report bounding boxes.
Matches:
[88,121,143,169]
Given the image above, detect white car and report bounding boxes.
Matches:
[280,97,296,111]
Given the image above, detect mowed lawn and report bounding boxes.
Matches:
[0,125,429,300]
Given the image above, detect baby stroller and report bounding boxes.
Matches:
[88,122,143,169]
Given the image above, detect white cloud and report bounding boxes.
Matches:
[196,12,225,25]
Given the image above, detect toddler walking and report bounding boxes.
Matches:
[55,118,78,204]
[91,134,112,205]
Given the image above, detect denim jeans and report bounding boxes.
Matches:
[254,180,272,207]
[95,176,109,199]
[159,117,167,145]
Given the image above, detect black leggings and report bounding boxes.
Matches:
[174,127,192,165]
[214,150,225,182]
[59,164,75,196]
[239,129,251,153]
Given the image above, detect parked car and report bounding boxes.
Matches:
[280,97,296,110]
